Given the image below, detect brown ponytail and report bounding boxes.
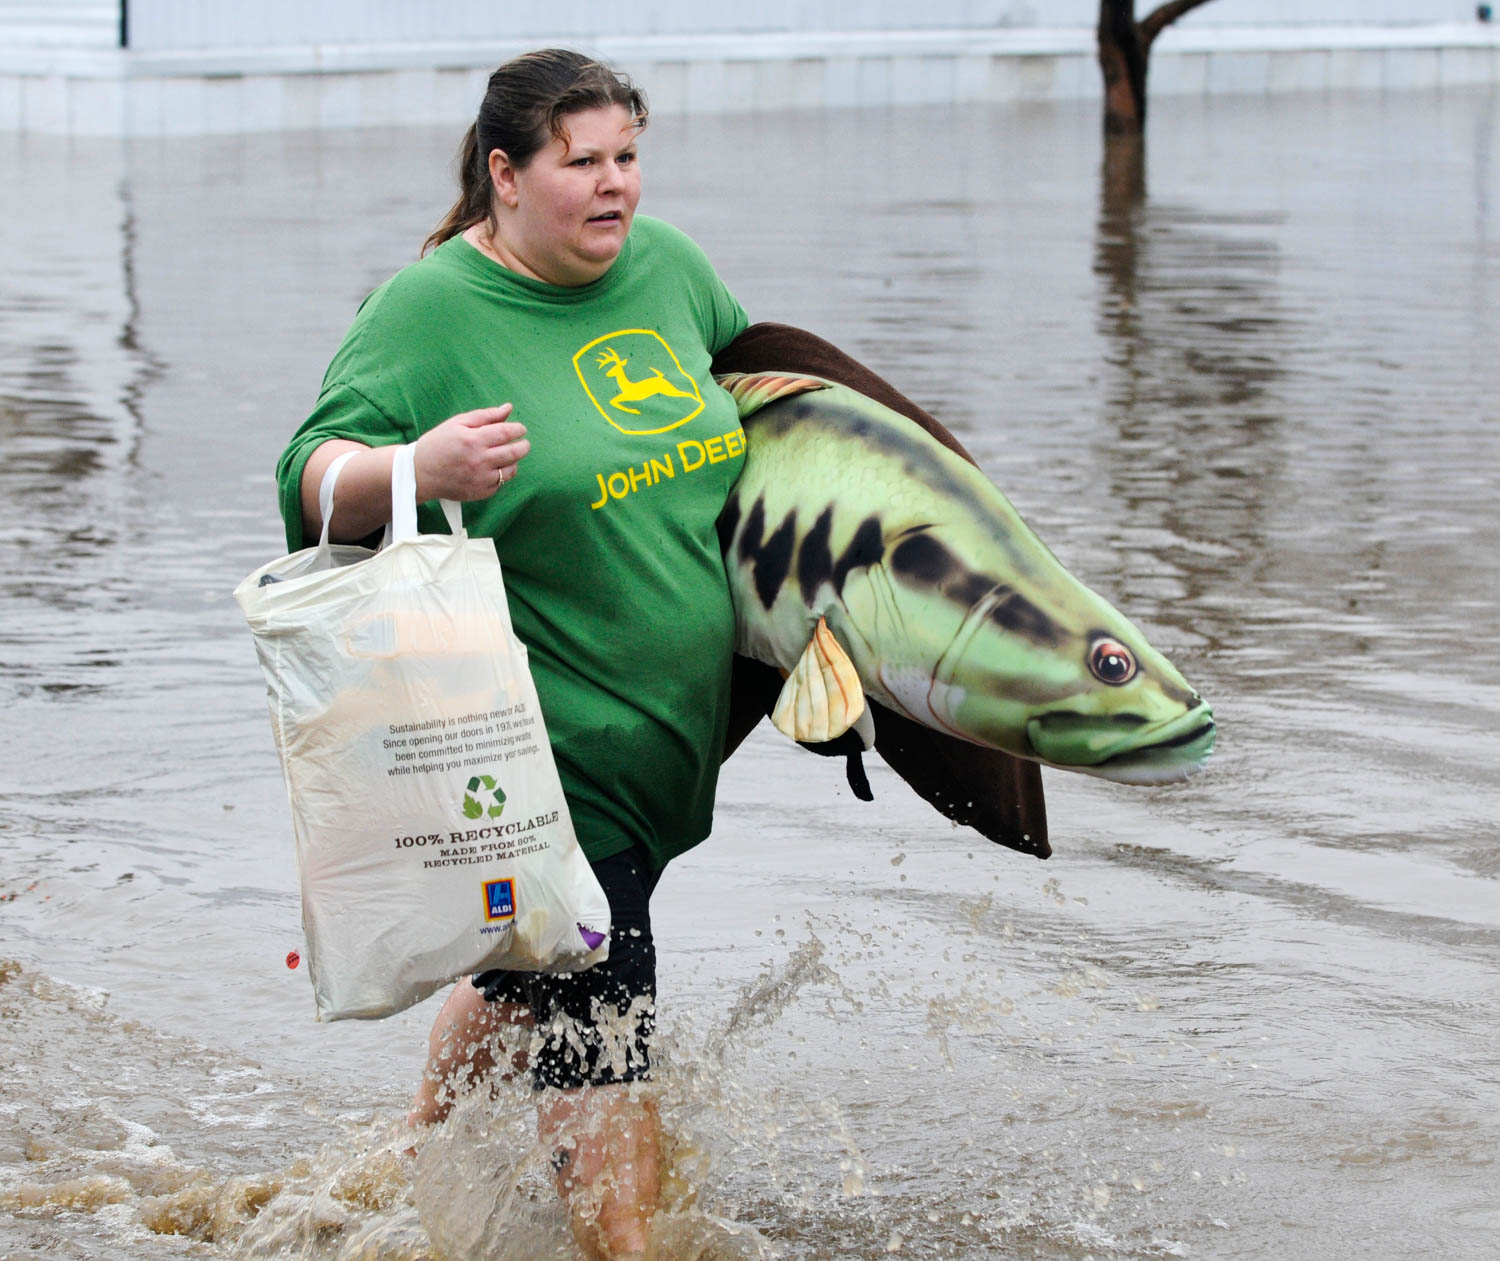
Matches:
[422,123,492,255]
[421,50,648,256]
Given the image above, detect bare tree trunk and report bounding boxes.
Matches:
[1097,0,1219,136]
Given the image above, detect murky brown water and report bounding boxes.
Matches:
[2,87,1498,1259]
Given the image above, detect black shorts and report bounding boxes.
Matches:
[473,846,660,1091]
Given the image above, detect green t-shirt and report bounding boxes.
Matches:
[276,216,750,871]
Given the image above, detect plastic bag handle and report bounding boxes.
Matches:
[316,451,359,556]
[390,444,464,542]
[316,446,463,554]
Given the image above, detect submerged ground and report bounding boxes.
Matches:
[1,88,1498,1258]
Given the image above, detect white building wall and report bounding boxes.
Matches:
[114,1,1495,52]
[1,2,1495,133]
[0,1,117,47]
[1126,0,1482,24]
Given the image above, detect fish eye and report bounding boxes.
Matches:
[1088,638,1137,686]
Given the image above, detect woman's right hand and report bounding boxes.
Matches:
[300,404,530,543]
[412,404,530,502]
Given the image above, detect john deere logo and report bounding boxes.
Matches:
[462,774,506,820]
[573,329,704,435]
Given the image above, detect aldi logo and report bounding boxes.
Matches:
[483,878,515,922]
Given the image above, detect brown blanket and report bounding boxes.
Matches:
[712,323,1050,860]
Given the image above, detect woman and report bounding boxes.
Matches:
[275,49,749,1259]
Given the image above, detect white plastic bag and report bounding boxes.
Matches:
[234,446,609,1021]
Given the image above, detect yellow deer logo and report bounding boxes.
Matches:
[595,345,697,416]
[572,328,704,435]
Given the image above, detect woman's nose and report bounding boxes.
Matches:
[596,161,625,192]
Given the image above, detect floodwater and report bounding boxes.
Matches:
[2,86,1498,1259]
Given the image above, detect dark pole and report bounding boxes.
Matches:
[1098,1,1149,135]
[119,0,129,49]
[1098,0,1220,137]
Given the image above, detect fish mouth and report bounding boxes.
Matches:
[1026,703,1215,785]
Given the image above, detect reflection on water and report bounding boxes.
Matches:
[2,89,1499,1259]
[1093,130,1296,636]
[0,147,159,704]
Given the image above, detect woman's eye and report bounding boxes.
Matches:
[1088,638,1137,686]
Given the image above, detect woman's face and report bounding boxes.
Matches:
[489,104,642,287]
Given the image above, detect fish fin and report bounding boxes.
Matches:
[846,751,874,802]
[852,704,875,751]
[771,616,866,744]
[715,371,832,419]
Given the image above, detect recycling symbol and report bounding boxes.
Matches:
[462,774,506,820]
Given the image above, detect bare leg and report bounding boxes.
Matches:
[407,980,532,1128]
[539,1085,661,1260]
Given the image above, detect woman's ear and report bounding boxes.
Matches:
[488,149,519,209]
